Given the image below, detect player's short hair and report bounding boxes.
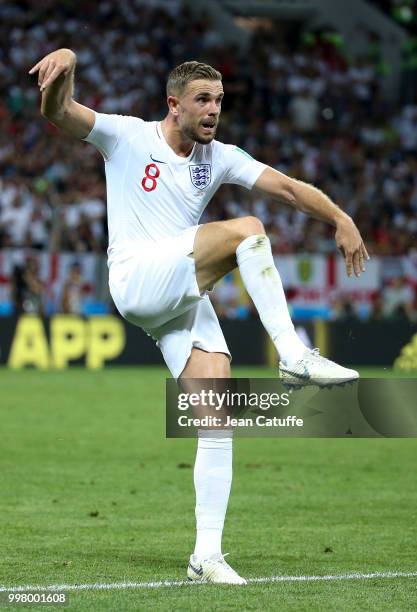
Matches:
[166,61,222,97]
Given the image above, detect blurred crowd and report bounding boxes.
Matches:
[212,272,417,324]
[10,257,87,316]
[329,275,417,323]
[0,0,417,318]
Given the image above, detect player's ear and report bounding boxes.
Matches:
[167,95,180,116]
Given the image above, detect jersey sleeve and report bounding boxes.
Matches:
[221,144,267,189]
[82,111,143,161]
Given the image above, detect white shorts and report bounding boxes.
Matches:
[109,225,231,379]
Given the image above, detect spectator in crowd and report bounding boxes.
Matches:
[289,88,320,133]
[0,191,32,247]
[11,256,44,316]
[383,276,415,321]
[332,297,360,322]
[61,262,84,314]
[368,293,385,321]
[11,266,26,313]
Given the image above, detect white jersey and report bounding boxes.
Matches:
[83,112,267,266]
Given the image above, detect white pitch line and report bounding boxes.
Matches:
[1,571,416,592]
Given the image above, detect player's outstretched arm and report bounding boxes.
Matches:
[29,48,94,139]
[254,166,369,278]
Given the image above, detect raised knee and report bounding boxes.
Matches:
[235,216,265,242]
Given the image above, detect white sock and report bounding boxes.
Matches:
[193,430,232,561]
[236,234,306,365]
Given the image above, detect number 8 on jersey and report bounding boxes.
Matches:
[141,163,160,192]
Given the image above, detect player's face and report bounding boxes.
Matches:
[176,79,224,144]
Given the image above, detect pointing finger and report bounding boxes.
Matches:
[29,59,44,74]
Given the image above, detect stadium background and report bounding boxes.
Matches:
[2,2,417,609]
[1,0,417,369]
[0,0,417,368]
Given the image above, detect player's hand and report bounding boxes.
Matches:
[334,214,370,277]
[28,48,76,92]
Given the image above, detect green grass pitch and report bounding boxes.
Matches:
[1,366,416,611]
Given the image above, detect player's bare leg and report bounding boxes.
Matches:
[192,217,306,364]
[180,348,246,584]
[192,217,358,386]
[192,216,262,291]
[180,346,230,378]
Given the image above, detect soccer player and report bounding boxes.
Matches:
[30,48,368,584]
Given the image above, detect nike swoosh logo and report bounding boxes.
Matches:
[281,366,310,379]
[188,562,203,576]
[150,154,166,164]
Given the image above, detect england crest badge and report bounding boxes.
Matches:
[189,164,211,190]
